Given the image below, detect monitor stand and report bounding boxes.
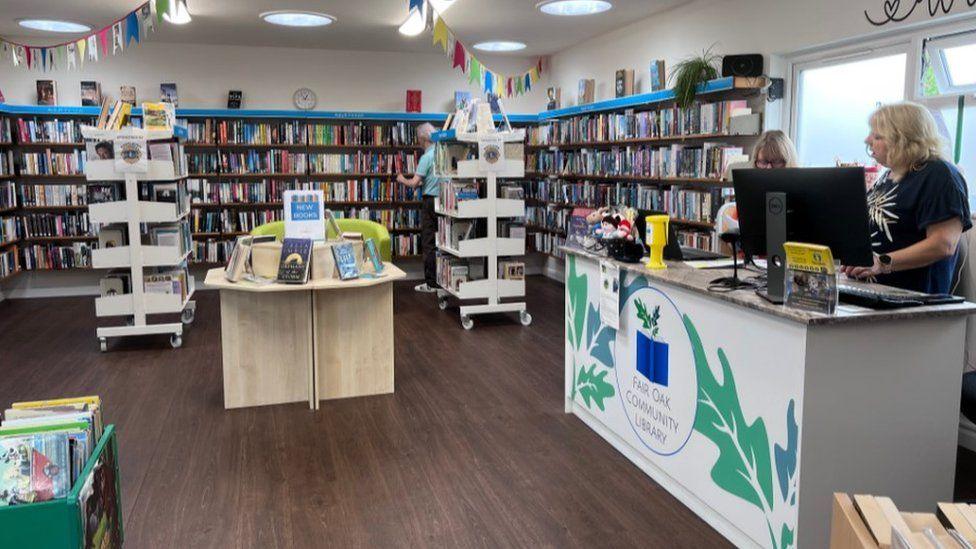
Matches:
[758,191,787,304]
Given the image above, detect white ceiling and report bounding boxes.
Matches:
[0,0,687,56]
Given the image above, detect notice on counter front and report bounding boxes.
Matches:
[599,260,620,330]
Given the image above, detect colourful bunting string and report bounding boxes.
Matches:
[429,7,544,99]
[0,1,163,71]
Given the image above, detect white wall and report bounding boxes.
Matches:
[549,0,976,110]
[0,40,549,113]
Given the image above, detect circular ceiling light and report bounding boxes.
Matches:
[536,0,613,16]
[18,19,91,33]
[260,11,336,27]
[473,41,527,52]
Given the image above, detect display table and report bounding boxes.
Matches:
[562,248,976,549]
[204,265,406,410]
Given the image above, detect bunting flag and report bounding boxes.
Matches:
[428,7,545,99]
[0,1,165,71]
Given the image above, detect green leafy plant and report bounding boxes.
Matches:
[635,299,661,337]
[670,45,720,109]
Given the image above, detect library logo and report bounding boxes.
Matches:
[118,142,143,165]
[483,144,501,165]
[618,286,698,456]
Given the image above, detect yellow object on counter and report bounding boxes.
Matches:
[645,214,670,270]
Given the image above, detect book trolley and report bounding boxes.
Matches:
[432,127,531,330]
[82,126,196,351]
[0,425,123,549]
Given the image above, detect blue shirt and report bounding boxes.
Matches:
[416,145,447,197]
[870,159,972,294]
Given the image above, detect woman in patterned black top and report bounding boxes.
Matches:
[843,102,972,294]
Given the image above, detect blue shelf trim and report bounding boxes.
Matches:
[431,129,456,142]
[536,77,737,121]
[0,104,540,123]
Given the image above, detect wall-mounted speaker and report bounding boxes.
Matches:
[722,54,764,78]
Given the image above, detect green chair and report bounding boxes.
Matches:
[251,219,392,262]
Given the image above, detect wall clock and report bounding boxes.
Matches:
[293,88,317,110]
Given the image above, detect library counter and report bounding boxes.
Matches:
[205,265,406,410]
[561,247,976,549]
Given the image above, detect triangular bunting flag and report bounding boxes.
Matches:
[21,47,29,69]
[98,28,110,57]
[529,67,540,84]
[112,22,124,55]
[452,40,466,70]
[11,45,19,68]
[143,3,156,34]
[507,77,513,98]
[525,73,531,92]
[409,0,424,11]
[156,0,170,24]
[40,47,47,71]
[66,42,77,70]
[432,16,449,52]
[515,76,524,95]
[484,71,493,94]
[125,11,140,45]
[468,57,481,85]
[76,38,87,68]
[88,35,99,62]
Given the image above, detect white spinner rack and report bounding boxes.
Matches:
[82,126,196,351]
[434,129,531,330]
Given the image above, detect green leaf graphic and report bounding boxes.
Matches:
[780,525,795,549]
[683,314,774,511]
[636,299,653,330]
[577,364,615,411]
[567,255,588,350]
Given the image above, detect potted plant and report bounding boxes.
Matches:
[669,45,720,109]
[635,299,668,385]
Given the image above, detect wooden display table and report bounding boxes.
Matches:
[204,265,406,410]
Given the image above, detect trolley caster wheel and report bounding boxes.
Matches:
[181,309,195,325]
[170,335,183,349]
[438,297,448,310]
[99,338,107,352]
[461,316,474,330]
[519,311,533,326]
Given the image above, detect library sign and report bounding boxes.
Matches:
[865,0,976,26]
[565,255,801,548]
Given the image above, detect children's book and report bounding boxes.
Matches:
[364,238,384,274]
[784,242,838,314]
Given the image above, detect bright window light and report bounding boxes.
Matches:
[942,43,976,87]
[536,0,612,16]
[473,41,526,52]
[18,19,91,33]
[261,11,335,27]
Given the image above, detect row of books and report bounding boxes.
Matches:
[1,151,12,177]
[332,207,420,230]
[0,118,10,142]
[437,181,480,213]
[18,212,91,238]
[1,217,17,245]
[187,153,219,174]
[528,143,745,180]
[0,396,104,507]
[437,217,478,249]
[212,120,304,145]
[186,178,422,204]
[193,239,234,263]
[219,151,307,175]
[635,186,734,223]
[144,265,192,302]
[20,243,92,270]
[527,100,750,145]
[18,184,89,207]
[20,150,87,176]
[393,234,420,256]
[137,180,192,217]
[13,117,86,144]
[531,232,566,258]
[307,122,417,147]
[307,152,418,175]
[1,182,15,209]
[0,247,17,278]
[677,230,716,251]
[526,206,569,232]
[436,255,471,292]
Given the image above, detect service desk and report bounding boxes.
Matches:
[562,248,976,548]
[204,265,406,410]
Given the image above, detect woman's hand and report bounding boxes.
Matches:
[841,255,883,280]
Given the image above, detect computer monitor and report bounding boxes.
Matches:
[732,167,874,301]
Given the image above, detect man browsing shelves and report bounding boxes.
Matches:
[398,122,446,293]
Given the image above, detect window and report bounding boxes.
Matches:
[921,30,976,97]
[794,51,907,167]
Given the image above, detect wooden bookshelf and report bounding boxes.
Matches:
[21,205,89,212]
[15,142,86,148]
[0,239,21,249]
[23,235,97,243]
[526,132,760,150]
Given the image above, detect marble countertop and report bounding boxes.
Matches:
[562,247,976,326]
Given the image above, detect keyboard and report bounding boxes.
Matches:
[838,284,964,310]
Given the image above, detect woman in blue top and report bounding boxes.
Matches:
[844,102,972,294]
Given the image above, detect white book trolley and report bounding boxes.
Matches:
[82,126,196,351]
[433,129,531,330]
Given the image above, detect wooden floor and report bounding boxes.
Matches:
[1,276,974,547]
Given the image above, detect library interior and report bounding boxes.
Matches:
[2,0,976,547]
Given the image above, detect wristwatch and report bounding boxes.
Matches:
[878,253,893,274]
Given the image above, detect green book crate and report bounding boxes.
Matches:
[0,424,123,549]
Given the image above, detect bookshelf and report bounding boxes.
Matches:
[0,114,18,281]
[525,76,766,256]
[0,106,545,273]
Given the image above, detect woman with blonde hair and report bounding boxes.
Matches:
[751,130,799,169]
[844,101,971,293]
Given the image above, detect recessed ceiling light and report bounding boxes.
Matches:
[536,0,612,16]
[261,10,336,27]
[473,41,527,52]
[18,19,91,33]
